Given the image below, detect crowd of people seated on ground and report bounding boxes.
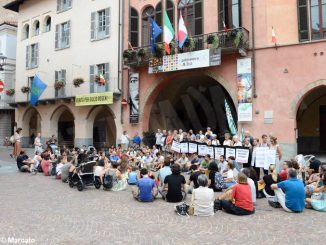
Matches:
[14,127,326,216]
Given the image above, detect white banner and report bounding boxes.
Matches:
[198,145,207,156]
[129,73,139,123]
[206,146,214,158]
[265,149,276,170]
[236,148,250,164]
[214,147,225,160]
[171,141,181,153]
[225,147,236,159]
[188,143,198,153]
[180,142,189,153]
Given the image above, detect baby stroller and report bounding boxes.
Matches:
[93,166,104,190]
[68,160,97,191]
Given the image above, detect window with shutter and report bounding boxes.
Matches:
[91,12,96,40]
[66,21,71,46]
[105,8,110,37]
[25,45,30,69]
[90,65,95,93]
[130,8,139,47]
[34,43,39,67]
[57,0,72,12]
[95,64,106,93]
[55,24,59,49]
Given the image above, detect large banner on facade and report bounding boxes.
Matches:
[149,48,221,74]
[129,73,139,123]
[237,58,253,121]
[75,92,113,106]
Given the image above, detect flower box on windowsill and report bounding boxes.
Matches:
[54,81,65,90]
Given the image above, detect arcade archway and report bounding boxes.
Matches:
[148,75,237,134]
[22,107,42,146]
[58,110,75,147]
[297,85,326,154]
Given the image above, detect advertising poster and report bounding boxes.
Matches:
[129,73,139,123]
[237,58,252,121]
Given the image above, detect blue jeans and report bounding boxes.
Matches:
[224,181,236,189]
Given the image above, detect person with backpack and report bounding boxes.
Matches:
[132,168,157,202]
[103,161,127,191]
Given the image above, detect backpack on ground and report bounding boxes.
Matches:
[214,172,225,190]
[103,172,114,189]
[175,202,189,216]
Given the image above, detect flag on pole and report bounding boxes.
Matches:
[223,21,228,32]
[163,11,175,54]
[225,99,237,136]
[240,128,245,142]
[150,17,162,54]
[30,75,47,106]
[272,26,277,44]
[178,10,188,49]
[98,73,106,85]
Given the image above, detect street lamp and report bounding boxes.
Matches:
[0,54,7,71]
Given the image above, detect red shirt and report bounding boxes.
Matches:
[41,160,51,176]
[279,169,288,181]
[232,183,254,211]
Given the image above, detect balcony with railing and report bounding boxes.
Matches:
[123,27,249,67]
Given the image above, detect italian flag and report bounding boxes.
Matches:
[164,11,175,54]
[99,73,106,85]
[272,27,277,44]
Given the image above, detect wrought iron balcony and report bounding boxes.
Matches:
[123,27,249,67]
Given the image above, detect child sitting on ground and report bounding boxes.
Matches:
[128,166,138,185]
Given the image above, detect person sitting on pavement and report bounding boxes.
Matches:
[176,153,191,171]
[128,166,138,185]
[109,151,121,163]
[306,172,326,212]
[188,163,204,193]
[55,155,65,179]
[208,161,223,192]
[141,151,153,169]
[40,151,52,176]
[157,158,172,188]
[259,164,281,204]
[132,168,157,202]
[199,154,212,170]
[242,168,257,205]
[160,164,187,202]
[271,168,306,213]
[16,150,33,172]
[191,175,214,216]
[220,172,255,216]
[30,151,42,174]
[218,155,228,174]
[279,161,292,181]
[222,162,237,189]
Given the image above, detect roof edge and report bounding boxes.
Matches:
[3,0,25,12]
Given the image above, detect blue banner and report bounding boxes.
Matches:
[30,75,47,106]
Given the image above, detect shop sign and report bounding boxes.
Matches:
[75,92,113,106]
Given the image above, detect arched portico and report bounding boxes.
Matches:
[21,107,42,146]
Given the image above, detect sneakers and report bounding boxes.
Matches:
[268,200,281,208]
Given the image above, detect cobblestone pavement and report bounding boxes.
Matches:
[0,148,325,245]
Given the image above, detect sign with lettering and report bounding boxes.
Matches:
[149,48,221,74]
[75,92,113,106]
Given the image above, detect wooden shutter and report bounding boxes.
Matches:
[104,63,109,91]
[35,43,39,67]
[68,0,72,8]
[90,65,95,93]
[91,12,96,40]
[298,0,309,41]
[26,45,30,68]
[105,8,110,36]
[55,24,59,49]
[57,0,61,12]
[66,21,71,47]
[55,70,59,97]
[61,69,66,83]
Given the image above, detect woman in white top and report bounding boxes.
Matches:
[34,133,42,154]
[269,136,282,173]
[223,132,233,146]
[191,175,214,216]
[211,134,220,146]
[12,127,22,158]
[232,135,243,147]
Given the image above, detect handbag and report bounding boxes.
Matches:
[175,202,190,216]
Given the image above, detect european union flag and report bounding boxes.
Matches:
[30,75,47,106]
[150,17,162,54]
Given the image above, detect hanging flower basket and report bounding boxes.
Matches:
[183,37,196,51]
[73,78,85,87]
[207,35,220,49]
[21,86,30,93]
[54,80,65,90]
[6,89,15,96]
[154,43,165,58]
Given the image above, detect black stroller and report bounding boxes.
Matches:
[68,160,100,191]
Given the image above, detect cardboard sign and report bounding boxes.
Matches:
[171,141,181,153]
[236,148,250,164]
[214,147,225,160]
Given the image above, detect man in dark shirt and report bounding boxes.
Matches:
[16,151,32,172]
[188,163,203,190]
[161,164,186,202]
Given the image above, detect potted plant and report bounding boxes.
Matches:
[73,78,85,87]
[137,48,147,58]
[169,40,177,55]
[54,80,65,90]
[5,89,15,96]
[142,130,156,147]
[21,86,30,94]
[184,37,196,51]
[123,50,132,59]
[234,30,243,48]
[207,34,219,49]
[154,43,165,58]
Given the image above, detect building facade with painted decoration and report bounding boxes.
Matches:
[4,0,124,148]
[0,5,17,146]
[122,0,326,159]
